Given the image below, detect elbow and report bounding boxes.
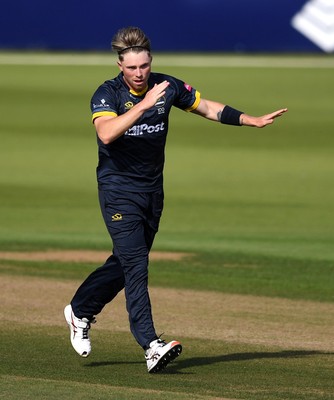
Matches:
[97,130,115,145]
[94,118,117,145]
[99,135,113,145]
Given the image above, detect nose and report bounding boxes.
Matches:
[135,68,143,76]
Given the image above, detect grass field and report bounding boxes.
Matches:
[0,53,334,399]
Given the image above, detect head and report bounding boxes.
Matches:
[112,27,152,93]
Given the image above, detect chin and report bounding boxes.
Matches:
[134,85,146,93]
[134,82,145,89]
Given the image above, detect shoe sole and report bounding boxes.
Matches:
[149,343,182,373]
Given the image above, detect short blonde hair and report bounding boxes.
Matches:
[111,26,151,60]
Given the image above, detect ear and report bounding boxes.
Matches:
[117,61,122,71]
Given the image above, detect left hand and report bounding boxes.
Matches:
[241,108,288,128]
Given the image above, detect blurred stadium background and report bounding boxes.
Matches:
[0,0,333,53]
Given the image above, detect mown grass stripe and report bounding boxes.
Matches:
[1,375,229,400]
[0,52,334,68]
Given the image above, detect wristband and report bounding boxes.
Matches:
[219,105,243,126]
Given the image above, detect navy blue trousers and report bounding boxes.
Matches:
[71,188,164,350]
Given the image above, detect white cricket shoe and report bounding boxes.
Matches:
[64,304,95,358]
[145,338,182,373]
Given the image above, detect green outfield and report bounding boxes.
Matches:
[0,53,334,399]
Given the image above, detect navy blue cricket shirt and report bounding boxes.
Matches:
[91,72,200,192]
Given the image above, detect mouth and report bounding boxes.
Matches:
[134,79,144,86]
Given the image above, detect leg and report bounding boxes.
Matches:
[71,254,125,319]
[101,189,164,349]
[65,191,125,357]
[70,190,127,319]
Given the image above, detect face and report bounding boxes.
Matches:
[117,51,152,93]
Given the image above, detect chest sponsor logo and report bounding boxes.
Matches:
[155,96,166,115]
[155,96,166,108]
[125,122,165,136]
[125,101,134,110]
[291,0,334,53]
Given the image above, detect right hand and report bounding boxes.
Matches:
[142,80,170,110]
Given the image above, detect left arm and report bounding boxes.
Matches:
[192,98,288,128]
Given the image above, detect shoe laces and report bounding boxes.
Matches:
[152,334,166,347]
[145,336,166,358]
[78,317,96,340]
[82,323,91,340]
[156,333,166,345]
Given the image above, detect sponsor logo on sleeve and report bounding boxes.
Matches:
[93,98,110,109]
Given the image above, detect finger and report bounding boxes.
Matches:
[269,109,288,119]
[157,80,170,89]
[275,108,288,115]
[149,81,169,95]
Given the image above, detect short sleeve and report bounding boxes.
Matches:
[170,77,201,112]
[90,82,118,122]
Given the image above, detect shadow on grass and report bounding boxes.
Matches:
[84,350,331,373]
[85,360,143,367]
[166,350,332,374]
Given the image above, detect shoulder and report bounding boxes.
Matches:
[94,72,127,94]
[150,72,189,97]
[93,76,121,96]
[90,75,123,115]
[152,72,200,111]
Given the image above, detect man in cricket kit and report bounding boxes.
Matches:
[64,26,287,373]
